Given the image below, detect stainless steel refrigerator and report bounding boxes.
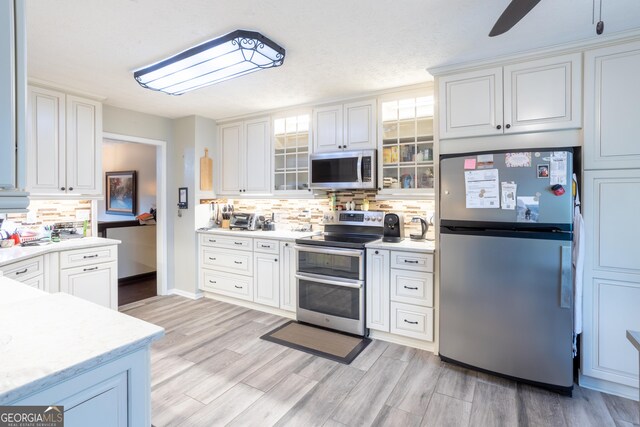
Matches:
[439,148,574,395]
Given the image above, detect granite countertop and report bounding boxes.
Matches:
[627,330,640,352]
[0,276,164,404]
[0,237,121,267]
[366,238,435,253]
[197,228,320,241]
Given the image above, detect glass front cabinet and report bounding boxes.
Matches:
[273,113,312,195]
[378,91,434,196]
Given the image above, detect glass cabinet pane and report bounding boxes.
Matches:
[273,113,311,192]
[417,166,434,189]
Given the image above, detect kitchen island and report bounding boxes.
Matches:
[0,276,164,425]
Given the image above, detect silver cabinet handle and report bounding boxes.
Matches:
[403,286,418,290]
[234,242,243,245]
[234,261,242,264]
[208,239,216,243]
[403,260,419,264]
[234,285,242,289]
[83,266,99,272]
[404,319,418,325]
[209,257,216,261]
[260,244,270,248]
[83,254,99,259]
[560,246,572,309]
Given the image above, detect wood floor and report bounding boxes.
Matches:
[118,277,157,306]
[120,295,640,427]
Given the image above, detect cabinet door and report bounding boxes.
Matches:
[313,104,343,152]
[26,86,65,194]
[438,67,503,139]
[503,54,581,134]
[218,122,243,194]
[66,95,102,195]
[254,253,280,307]
[584,41,640,170]
[0,1,15,188]
[64,372,127,427]
[60,261,117,309]
[366,249,390,332]
[582,170,640,388]
[279,241,296,312]
[343,99,376,150]
[244,117,271,193]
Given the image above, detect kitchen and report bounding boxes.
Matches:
[1,1,640,426]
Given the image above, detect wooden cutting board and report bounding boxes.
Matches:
[200,148,213,191]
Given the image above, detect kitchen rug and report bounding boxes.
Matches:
[261,321,370,364]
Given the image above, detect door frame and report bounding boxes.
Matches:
[98,132,168,296]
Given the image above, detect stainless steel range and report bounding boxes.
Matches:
[294,210,384,336]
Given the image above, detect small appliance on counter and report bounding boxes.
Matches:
[382,213,404,242]
[262,213,276,231]
[410,217,429,241]
[229,213,262,230]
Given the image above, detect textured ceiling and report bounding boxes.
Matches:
[26,0,640,120]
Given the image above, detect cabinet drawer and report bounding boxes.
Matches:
[254,239,279,254]
[391,269,433,307]
[201,248,253,276]
[200,234,252,250]
[60,245,117,269]
[200,269,253,301]
[1,256,44,281]
[22,274,45,291]
[390,251,433,272]
[390,301,433,341]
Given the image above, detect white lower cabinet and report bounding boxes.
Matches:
[366,247,434,342]
[254,253,280,308]
[198,233,297,314]
[60,261,117,310]
[366,249,390,332]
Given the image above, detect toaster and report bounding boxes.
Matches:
[229,213,263,230]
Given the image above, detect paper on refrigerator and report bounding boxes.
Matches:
[550,152,568,185]
[464,169,500,208]
[501,182,517,210]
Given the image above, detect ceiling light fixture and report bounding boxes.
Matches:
[133,29,285,95]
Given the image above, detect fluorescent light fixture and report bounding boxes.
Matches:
[134,29,285,95]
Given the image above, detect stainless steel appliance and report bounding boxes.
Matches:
[229,212,262,230]
[410,217,428,240]
[309,150,376,190]
[382,213,404,242]
[295,210,384,335]
[439,148,574,395]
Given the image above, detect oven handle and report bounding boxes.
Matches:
[294,245,364,258]
[295,274,363,289]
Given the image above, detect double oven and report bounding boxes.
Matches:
[294,211,384,336]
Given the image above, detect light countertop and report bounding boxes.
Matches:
[366,238,435,253]
[627,330,640,352]
[0,276,164,404]
[0,237,121,267]
[197,228,319,241]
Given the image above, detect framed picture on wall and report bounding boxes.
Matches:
[105,171,137,215]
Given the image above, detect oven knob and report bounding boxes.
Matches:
[377,216,382,222]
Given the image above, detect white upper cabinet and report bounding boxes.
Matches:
[313,99,376,152]
[218,117,271,196]
[439,67,503,139]
[27,85,102,196]
[273,113,311,194]
[584,40,640,170]
[438,53,581,139]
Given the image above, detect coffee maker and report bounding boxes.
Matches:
[382,213,405,242]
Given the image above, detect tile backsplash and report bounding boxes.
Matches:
[4,200,92,235]
[201,191,435,238]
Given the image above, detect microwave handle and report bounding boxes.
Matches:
[357,156,363,183]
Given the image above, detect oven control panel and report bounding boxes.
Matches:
[323,210,384,226]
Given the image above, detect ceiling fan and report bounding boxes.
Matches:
[489,0,541,37]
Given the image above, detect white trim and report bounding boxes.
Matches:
[368,329,437,354]
[579,372,639,401]
[102,132,168,297]
[169,288,204,300]
[202,291,296,319]
[28,78,107,101]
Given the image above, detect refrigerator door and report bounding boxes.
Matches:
[440,150,573,226]
[439,231,574,390]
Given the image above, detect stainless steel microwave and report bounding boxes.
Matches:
[309,149,376,190]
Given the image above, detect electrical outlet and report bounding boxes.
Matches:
[75,209,91,221]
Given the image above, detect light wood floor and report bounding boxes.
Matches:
[120,295,640,427]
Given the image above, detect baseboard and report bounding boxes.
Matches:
[119,271,157,286]
[168,288,204,300]
[202,291,297,320]
[579,372,639,401]
[368,330,437,354]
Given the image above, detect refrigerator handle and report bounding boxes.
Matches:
[560,246,572,309]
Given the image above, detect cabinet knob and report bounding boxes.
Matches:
[274,258,278,262]
[378,187,382,191]
[496,125,502,130]
[68,187,73,191]
[505,124,511,129]
[375,250,379,255]
[285,243,289,247]
[60,187,66,191]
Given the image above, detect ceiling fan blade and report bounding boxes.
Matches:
[489,0,542,37]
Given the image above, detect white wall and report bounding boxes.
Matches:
[107,225,157,279]
[99,140,157,221]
